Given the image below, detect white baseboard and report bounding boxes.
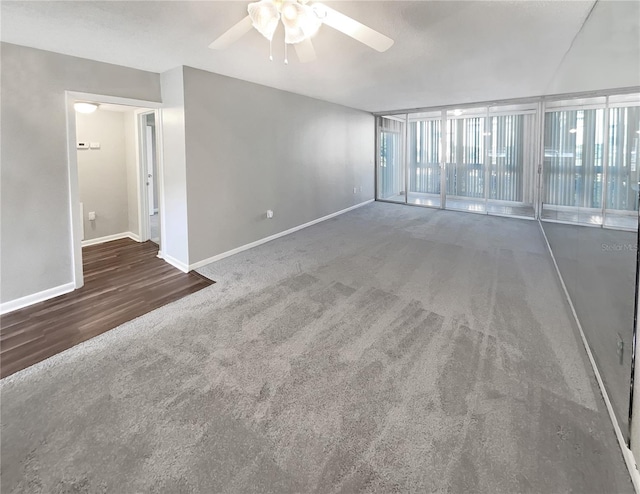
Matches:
[538,221,640,492]
[189,199,374,271]
[81,232,140,247]
[0,282,75,315]
[163,253,189,273]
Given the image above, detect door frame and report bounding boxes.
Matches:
[135,108,164,248]
[65,91,163,289]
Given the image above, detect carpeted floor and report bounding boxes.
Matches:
[0,202,632,493]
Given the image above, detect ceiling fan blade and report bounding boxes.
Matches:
[209,16,253,50]
[294,38,317,63]
[313,3,394,53]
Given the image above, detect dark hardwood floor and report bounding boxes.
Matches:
[0,238,214,378]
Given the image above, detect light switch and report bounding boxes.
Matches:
[77,142,89,149]
[90,142,100,149]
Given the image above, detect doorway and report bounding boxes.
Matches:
[66,91,164,289]
[139,111,160,245]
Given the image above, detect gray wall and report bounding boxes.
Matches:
[159,66,190,267]
[0,43,161,303]
[182,66,375,265]
[77,110,131,241]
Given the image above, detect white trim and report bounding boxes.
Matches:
[65,92,84,290]
[135,110,148,242]
[66,91,162,110]
[538,221,640,492]
[155,109,168,255]
[81,232,140,247]
[189,200,374,271]
[163,254,189,273]
[1,282,75,315]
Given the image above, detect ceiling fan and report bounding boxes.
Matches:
[208,0,394,63]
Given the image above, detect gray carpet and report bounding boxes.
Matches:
[541,221,637,437]
[0,202,632,493]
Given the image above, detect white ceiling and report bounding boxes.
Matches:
[2,1,639,112]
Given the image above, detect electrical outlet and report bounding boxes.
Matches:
[353,187,357,194]
[266,210,274,219]
[88,211,96,221]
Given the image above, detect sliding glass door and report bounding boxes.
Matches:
[377,116,406,202]
[445,110,487,212]
[486,107,537,217]
[408,112,442,207]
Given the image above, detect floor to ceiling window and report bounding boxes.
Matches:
[446,108,487,212]
[377,116,405,202]
[486,104,537,217]
[407,111,442,207]
[378,102,538,218]
[541,94,640,230]
[542,97,606,225]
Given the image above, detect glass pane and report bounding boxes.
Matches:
[408,119,441,207]
[486,113,536,217]
[377,117,405,203]
[542,108,605,225]
[605,105,640,231]
[446,116,486,212]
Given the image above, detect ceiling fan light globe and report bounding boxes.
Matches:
[248,0,280,40]
[282,3,298,21]
[281,2,321,43]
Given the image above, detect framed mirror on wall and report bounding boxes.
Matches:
[540,92,639,439]
[375,89,640,446]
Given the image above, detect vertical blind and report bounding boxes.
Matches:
[608,106,640,212]
[488,114,526,202]
[544,109,604,209]
[408,120,441,195]
[446,117,486,198]
[377,95,638,220]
